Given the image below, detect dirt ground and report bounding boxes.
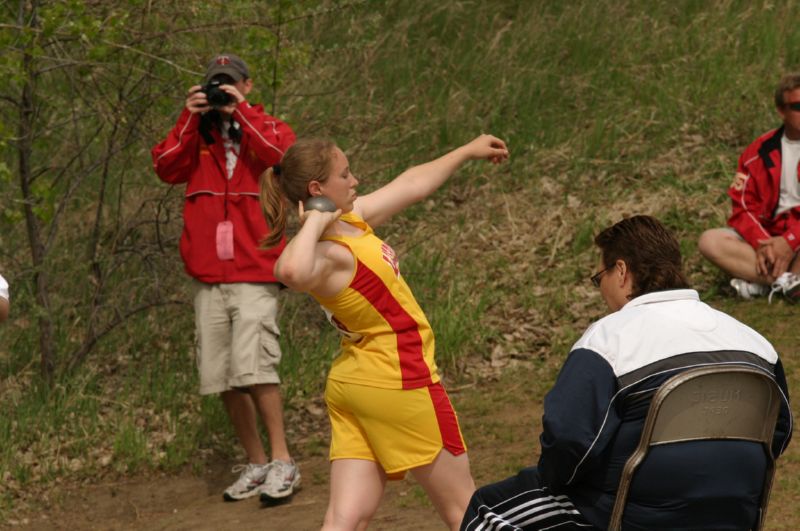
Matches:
[5,455,440,530]
[5,362,799,530]
[3,366,541,531]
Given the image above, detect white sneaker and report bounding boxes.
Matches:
[223,463,271,501]
[768,272,800,304]
[259,459,301,503]
[730,278,768,299]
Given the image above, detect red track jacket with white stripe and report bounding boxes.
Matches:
[152,104,295,283]
[729,126,800,251]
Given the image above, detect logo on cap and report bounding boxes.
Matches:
[216,56,231,65]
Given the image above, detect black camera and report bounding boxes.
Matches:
[201,78,234,109]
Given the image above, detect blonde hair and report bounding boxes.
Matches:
[260,138,337,248]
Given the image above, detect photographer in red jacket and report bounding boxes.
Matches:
[152,53,300,503]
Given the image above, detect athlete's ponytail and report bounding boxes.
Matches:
[260,166,287,248]
[260,138,337,248]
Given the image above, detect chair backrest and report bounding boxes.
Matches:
[608,365,782,531]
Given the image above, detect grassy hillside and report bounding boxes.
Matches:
[1,0,799,524]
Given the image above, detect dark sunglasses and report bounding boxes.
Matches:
[590,265,613,288]
[786,101,800,111]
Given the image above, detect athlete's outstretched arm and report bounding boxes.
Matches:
[355,134,508,228]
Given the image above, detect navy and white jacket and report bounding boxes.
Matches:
[538,289,792,530]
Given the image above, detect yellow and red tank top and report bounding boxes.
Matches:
[311,212,439,390]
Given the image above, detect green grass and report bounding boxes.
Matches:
[113,422,149,474]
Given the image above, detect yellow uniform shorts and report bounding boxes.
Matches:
[324,379,467,479]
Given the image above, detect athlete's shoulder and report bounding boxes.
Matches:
[317,239,354,264]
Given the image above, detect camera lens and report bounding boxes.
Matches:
[202,79,233,108]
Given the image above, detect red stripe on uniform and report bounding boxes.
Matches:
[428,383,466,455]
[350,259,432,389]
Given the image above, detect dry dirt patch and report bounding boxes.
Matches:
[4,367,545,531]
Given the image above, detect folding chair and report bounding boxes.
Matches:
[608,365,782,531]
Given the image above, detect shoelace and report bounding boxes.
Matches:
[230,464,248,475]
[265,461,295,488]
[768,284,781,304]
[230,463,270,486]
[768,273,795,304]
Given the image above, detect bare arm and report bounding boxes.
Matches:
[354,134,509,228]
[274,203,346,293]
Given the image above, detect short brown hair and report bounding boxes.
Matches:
[774,73,800,107]
[594,215,689,298]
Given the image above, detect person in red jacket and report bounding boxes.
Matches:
[0,273,8,322]
[699,73,800,303]
[151,53,300,503]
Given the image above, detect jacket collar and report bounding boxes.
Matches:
[758,125,784,169]
[622,289,699,310]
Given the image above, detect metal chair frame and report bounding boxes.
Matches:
[608,365,782,531]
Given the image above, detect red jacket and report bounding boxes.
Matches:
[729,126,800,252]
[151,103,296,283]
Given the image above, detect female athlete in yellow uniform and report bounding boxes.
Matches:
[260,134,509,530]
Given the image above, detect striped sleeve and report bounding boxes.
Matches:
[233,103,296,165]
[151,109,200,184]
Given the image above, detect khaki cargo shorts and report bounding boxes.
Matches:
[193,281,282,395]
